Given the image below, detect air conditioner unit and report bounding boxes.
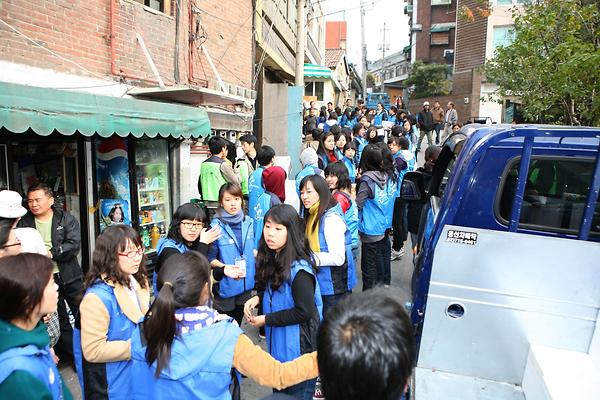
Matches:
[444,49,454,57]
[431,0,451,5]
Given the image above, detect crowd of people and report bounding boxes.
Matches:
[0,97,454,399]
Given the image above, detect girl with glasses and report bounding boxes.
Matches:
[208,183,256,326]
[153,203,221,294]
[75,225,150,399]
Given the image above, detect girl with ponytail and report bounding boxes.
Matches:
[131,251,319,399]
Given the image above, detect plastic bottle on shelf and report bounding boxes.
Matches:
[151,224,160,249]
[141,226,151,248]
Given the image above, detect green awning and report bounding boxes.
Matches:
[403,45,412,52]
[430,23,455,33]
[0,81,211,138]
[304,64,332,79]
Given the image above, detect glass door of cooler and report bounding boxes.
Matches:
[134,139,171,253]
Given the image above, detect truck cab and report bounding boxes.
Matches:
[405,125,600,399]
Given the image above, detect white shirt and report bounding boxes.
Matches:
[312,212,346,267]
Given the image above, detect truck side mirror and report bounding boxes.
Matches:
[400,171,426,202]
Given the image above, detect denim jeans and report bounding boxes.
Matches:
[322,292,348,316]
[361,236,392,290]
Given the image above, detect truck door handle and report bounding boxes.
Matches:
[446,303,465,319]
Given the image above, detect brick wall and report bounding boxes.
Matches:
[409,94,470,126]
[0,0,252,89]
[414,0,457,63]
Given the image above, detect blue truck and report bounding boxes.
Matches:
[402,125,600,399]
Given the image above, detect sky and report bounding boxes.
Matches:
[320,0,411,73]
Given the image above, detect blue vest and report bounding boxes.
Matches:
[131,319,242,400]
[0,343,63,399]
[263,260,323,362]
[295,165,321,197]
[253,192,273,249]
[374,111,387,126]
[316,206,357,295]
[153,238,189,294]
[358,177,397,236]
[248,167,264,221]
[341,156,357,183]
[337,191,359,249]
[354,137,368,165]
[74,280,140,399]
[210,217,256,298]
[335,148,344,160]
[317,152,331,169]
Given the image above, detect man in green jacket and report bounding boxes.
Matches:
[199,136,240,208]
[235,134,258,197]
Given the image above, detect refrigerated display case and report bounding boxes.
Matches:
[134,139,171,253]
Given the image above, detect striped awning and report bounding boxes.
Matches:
[304,64,332,79]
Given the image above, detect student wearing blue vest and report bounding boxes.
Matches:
[243,204,322,400]
[154,203,221,294]
[299,175,356,314]
[373,103,389,127]
[356,144,397,290]
[253,166,286,249]
[0,253,72,400]
[208,184,255,326]
[352,122,368,165]
[316,131,339,170]
[248,145,275,222]
[340,141,358,183]
[131,251,319,400]
[295,148,323,198]
[77,225,150,399]
[333,129,348,160]
[388,136,415,261]
[324,162,359,269]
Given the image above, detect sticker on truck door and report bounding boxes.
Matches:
[446,230,478,245]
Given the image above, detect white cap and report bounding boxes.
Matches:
[0,190,28,218]
[423,101,430,106]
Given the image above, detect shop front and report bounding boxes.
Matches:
[0,81,211,272]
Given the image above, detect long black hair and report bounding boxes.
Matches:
[299,175,338,235]
[143,251,211,377]
[255,205,316,291]
[324,161,352,192]
[360,144,396,181]
[166,202,207,244]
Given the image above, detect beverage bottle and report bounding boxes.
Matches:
[141,227,150,248]
[151,224,160,249]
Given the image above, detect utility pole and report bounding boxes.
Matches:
[295,0,306,87]
[379,22,390,94]
[360,1,367,100]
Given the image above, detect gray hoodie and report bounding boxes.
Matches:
[356,170,392,242]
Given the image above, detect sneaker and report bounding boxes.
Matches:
[313,377,325,399]
[259,327,266,340]
[391,248,404,260]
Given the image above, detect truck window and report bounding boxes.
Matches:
[497,157,600,235]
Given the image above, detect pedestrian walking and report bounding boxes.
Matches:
[417,102,435,151]
[444,101,458,141]
[432,101,445,144]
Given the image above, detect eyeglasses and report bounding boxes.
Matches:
[180,221,203,230]
[0,239,21,249]
[118,247,144,258]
